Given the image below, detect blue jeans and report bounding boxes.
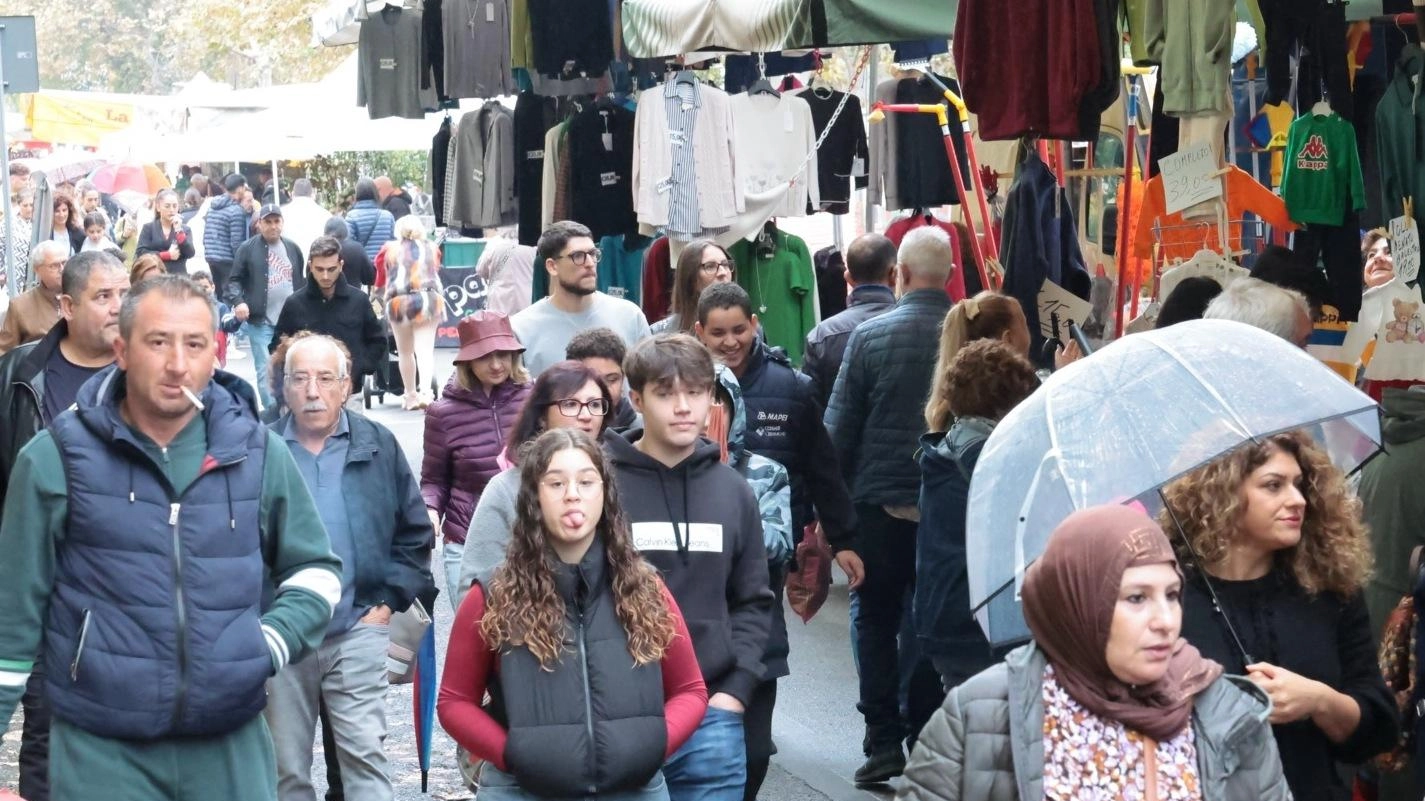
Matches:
[244,321,276,410]
[664,707,747,801]
[478,764,670,801]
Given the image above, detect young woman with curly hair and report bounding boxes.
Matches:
[1160,430,1397,801]
[438,428,707,801]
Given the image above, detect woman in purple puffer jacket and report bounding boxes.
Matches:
[421,311,532,606]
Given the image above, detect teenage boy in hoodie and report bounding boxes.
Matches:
[606,333,774,801]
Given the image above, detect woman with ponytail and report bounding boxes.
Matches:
[380,215,445,409]
[924,292,1031,432]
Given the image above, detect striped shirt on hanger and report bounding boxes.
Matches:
[663,80,702,239]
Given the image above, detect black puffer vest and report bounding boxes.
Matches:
[485,539,667,797]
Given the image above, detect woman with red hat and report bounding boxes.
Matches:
[421,310,532,606]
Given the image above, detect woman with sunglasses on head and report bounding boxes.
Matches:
[439,428,707,801]
[651,239,736,335]
[455,361,616,603]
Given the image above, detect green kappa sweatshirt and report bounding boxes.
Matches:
[1280,111,1366,226]
[0,414,342,722]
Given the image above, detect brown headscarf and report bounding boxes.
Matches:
[1021,504,1223,741]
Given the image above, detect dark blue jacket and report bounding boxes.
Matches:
[272,411,434,613]
[345,201,396,261]
[801,284,896,409]
[202,194,250,264]
[914,419,997,669]
[825,288,953,507]
[737,343,856,551]
[44,369,272,740]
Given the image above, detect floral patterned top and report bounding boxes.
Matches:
[1042,665,1203,801]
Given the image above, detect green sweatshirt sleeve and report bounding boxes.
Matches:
[259,430,342,673]
[0,433,67,720]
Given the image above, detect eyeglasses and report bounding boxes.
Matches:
[284,373,344,389]
[539,477,604,497]
[558,248,602,266]
[552,397,609,417]
[698,259,735,275]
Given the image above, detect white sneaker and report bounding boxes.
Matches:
[228,348,248,360]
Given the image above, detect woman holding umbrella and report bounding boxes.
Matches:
[898,503,1291,801]
[136,189,194,275]
[1161,432,1397,801]
[439,427,707,801]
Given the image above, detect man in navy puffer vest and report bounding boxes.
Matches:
[0,275,342,801]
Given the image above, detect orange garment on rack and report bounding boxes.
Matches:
[1129,166,1297,263]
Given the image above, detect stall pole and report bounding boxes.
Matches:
[1114,76,1140,339]
[0,28,14,297]
[940,90,1000,261]
[863,52,879,236]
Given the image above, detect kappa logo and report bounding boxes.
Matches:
[1295,134,1330,172]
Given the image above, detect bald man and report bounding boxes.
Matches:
[373,176,412,220]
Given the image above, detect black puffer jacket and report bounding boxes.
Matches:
[825,288,952,507]
[0,322,63,509]
[802,284,896,409]
[736,342,856,551]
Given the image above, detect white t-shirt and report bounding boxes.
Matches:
[511,292,651,377]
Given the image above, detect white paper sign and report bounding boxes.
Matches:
[1159,142,1224,215]
[1390,215,1420,283]
[1037,279,1095,341]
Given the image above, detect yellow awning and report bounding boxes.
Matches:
[22,93,135,148]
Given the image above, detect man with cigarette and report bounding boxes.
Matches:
[265,331,433,801]
[0,274,342,801]
[0,250,128,801]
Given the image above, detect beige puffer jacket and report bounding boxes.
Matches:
[897,644,1294,801]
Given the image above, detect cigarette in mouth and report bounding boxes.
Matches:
[181,386,205,411]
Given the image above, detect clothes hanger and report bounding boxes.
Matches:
[1310,80,1333,116]
[747,53,780,98]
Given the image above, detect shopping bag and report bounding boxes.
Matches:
[386,597,433,685]
[786,523,832,623]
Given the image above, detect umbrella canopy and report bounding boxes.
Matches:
[89,162,170,196]
[13,153,107,184]
[965,319,1381,645]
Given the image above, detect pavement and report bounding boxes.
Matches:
[2,343,899,801]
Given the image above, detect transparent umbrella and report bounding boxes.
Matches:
[965,319,1381,646]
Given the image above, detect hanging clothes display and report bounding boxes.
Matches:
[953,0,1105,140]
[894,74,970,207]
[729,223,816,366]
[431,117,454,227]
[632,75,742,239]
[795,86,868,215]
[422,0,446,100]
[540,120,569,229]
[999,150,1092,365]
[568,99,638,239]
[619,0,806,58]
[1338,278,1425,399]
[514,92,557,245]
[882,213,972,300]
[357,6,438,120]
[640,235,673,322]
[1375,44,1425,229]
[1259,0,1353,117]
[867,78,903,210]
[527,0,613,78]
[813,245,847,319]
[1281,108,1366,321]
[596,234,650,303]
[1139,0,1235,116]
[1130,166,1297,264]
[443,0,516,99]
[730,90,819,219]
[450,101,517,230]
[725,52,819,93]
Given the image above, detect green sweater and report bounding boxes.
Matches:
[1280,111,1366,226]
[0,415,342,720]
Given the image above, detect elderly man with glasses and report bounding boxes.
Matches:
[511,220,652,376]
[265,331,434,801]
[0,241,68,355]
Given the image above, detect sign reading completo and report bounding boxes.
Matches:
[1159,142,1224,215]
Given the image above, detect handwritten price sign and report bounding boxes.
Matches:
[1390,215,1420,284]
[1159,142,1224,215]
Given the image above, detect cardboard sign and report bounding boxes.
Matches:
[1037,279,1095,341]
[1159,142,1224,215]
[1390,215,1420,284]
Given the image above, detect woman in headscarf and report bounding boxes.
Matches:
[897,504,1291,801]
[1162,432,1397,801]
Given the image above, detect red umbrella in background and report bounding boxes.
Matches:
[88,162,170,196]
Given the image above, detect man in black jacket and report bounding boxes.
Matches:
[802,234,898,409]
[0,249,128,801]
[226,204,306,411]
[375,176,413,220]
[272,236,384,395]
[324,217,376,288]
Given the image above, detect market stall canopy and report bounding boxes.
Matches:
[21,92,141,148]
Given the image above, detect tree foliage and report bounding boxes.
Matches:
[305,151,428,211]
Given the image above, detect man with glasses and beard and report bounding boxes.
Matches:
[511,221,651,376]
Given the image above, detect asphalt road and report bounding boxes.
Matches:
[2,345,897,801]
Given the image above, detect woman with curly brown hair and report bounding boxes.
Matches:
[438,428,708,801]
[924,292,1032,432]
[1161,431,1397,801]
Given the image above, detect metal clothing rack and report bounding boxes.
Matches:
[1145,210,1269,308]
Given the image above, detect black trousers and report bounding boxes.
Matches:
[742,679,778,801]
[20,658,49,801]
[1295,212,1363,322]
[1260,0,1352,117]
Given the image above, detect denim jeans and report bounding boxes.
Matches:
[479,764,671,801]
[442,540,465,613]
[664,707,747,801]
[850,505,945,754]
[244,321,276,410]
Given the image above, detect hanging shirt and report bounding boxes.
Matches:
[1130,166,1298,263]
[596,234,649,303]
[357,7,437,120]
[729,91,819,218]
[795,88,869,216]
[894,74,971,208]
[526,0,612,77]
[514,92,557,245]
[664,81,703,238]
[1280,111,1366,227]
[729,227,816,366]
[569,103,638,239]
[443,0,515,99]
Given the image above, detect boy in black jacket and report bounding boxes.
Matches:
[606,333,773,801]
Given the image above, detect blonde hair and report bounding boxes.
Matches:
[924,292,1025,431]
[1159,430,1371,598]
[456,352,530,390]
[393,215,426,241]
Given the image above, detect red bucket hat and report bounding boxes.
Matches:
[454,311,524,363]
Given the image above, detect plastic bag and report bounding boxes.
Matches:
[785,523,832,623]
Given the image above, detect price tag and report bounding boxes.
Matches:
[1158,142,1224,215]
[602,132,614,151]
[850,156,865,177]
[1391,215,1421,283]
[486,2,494,21]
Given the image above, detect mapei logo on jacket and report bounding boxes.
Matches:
[631,522,724,553]
[1295,134,1330,172]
